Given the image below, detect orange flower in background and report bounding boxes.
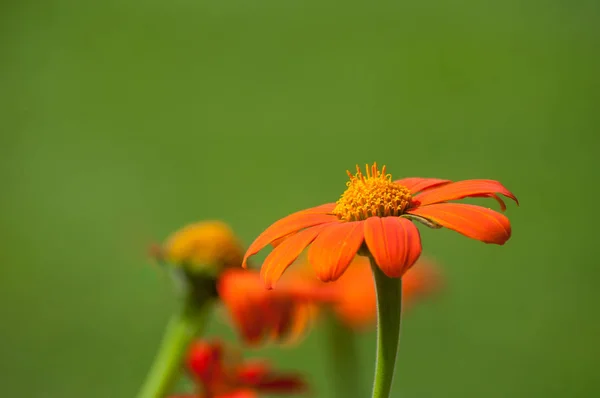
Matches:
[282,255,442,329]
[218,269,335,346]
[325,256,442,329]
[243,162,518,287]
[171,339,307,398]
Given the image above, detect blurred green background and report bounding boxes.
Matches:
[2,0,598,397]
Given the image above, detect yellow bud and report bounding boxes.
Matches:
[162,221,244,277]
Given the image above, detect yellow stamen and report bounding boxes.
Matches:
[332,162,412,222]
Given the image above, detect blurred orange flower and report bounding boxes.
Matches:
[171,339,307,398]
[243,162,517,287]
[321,256,442,329]
[217,269,335,346]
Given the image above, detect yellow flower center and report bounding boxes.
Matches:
[332,163,412,222]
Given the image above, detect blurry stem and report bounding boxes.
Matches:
[137,298,212,398]
[369,258,402,398]
[324,312,364,398]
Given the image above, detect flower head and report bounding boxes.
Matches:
[243,163,517,287]
[171,339,307,398]
[150,221,246,305]
[217,269,334,346]
[157,221,244,276]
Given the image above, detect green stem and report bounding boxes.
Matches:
[137,299,212,398]
[324,312,365,398]
[369,257,403,398]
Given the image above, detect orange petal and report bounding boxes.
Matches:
[412,179,518,208]
[217,271,268,345]
[308,222,364,282]
[236,361,307,393]
[407,203,512,244]
[402,258,443,307]
[253,375,308,393]
[364,217,422,278]
[242,207,338,268]
[261,224,332,289]
[217,390,259,398]
[186,340,224,382]
[236,360,270,382]
[476,193,506,211]
[269,205,335,248]
[270,233,294,248]
[329,256,377,328]
[267,300,296,342]
[283,303,314,344]
[298,202,336,214]
[393,177,451,194]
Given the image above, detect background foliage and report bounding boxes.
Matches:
[1,0,598,397]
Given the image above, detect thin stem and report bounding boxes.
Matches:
[137,299,212,398]
[369,258,403,398]
[323,312,365,398]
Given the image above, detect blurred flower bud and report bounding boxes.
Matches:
[162,221,244,276]
[152,221,245,303]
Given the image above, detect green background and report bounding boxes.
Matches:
[2,0,598,397]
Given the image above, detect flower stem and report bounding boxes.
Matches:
[137,299,212,398]
[369,257,403,398]
[324,312,365,398]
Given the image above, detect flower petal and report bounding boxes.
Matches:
[267,205,336,249]
[261,224,333,289]
[236,361,307,393]
[254,375,308,393]
[407,203,512,244]
[308,222,364,282]
[270,233,294,248]
[282,303,314,344]
[298,202,336,214]
[402,258,443,310]
[217,270,269,345]
[329,256,378,328]
[412,179,518,208]
[242,206,338,268]
[364,217,422,278]
[218,390,259,398]
[475,193,506,211]
[186,340,224,381]
[393,177,451,194]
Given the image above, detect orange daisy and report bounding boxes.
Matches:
[217,269,335,346]
[243,162,518,287]
[171,339,307,398]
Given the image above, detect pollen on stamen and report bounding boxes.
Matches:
[332,163,412,222]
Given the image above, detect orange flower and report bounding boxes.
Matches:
[171,339,307,398]
[324,256,442,329]
[217,269,335,346]
[243,162,517,287]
